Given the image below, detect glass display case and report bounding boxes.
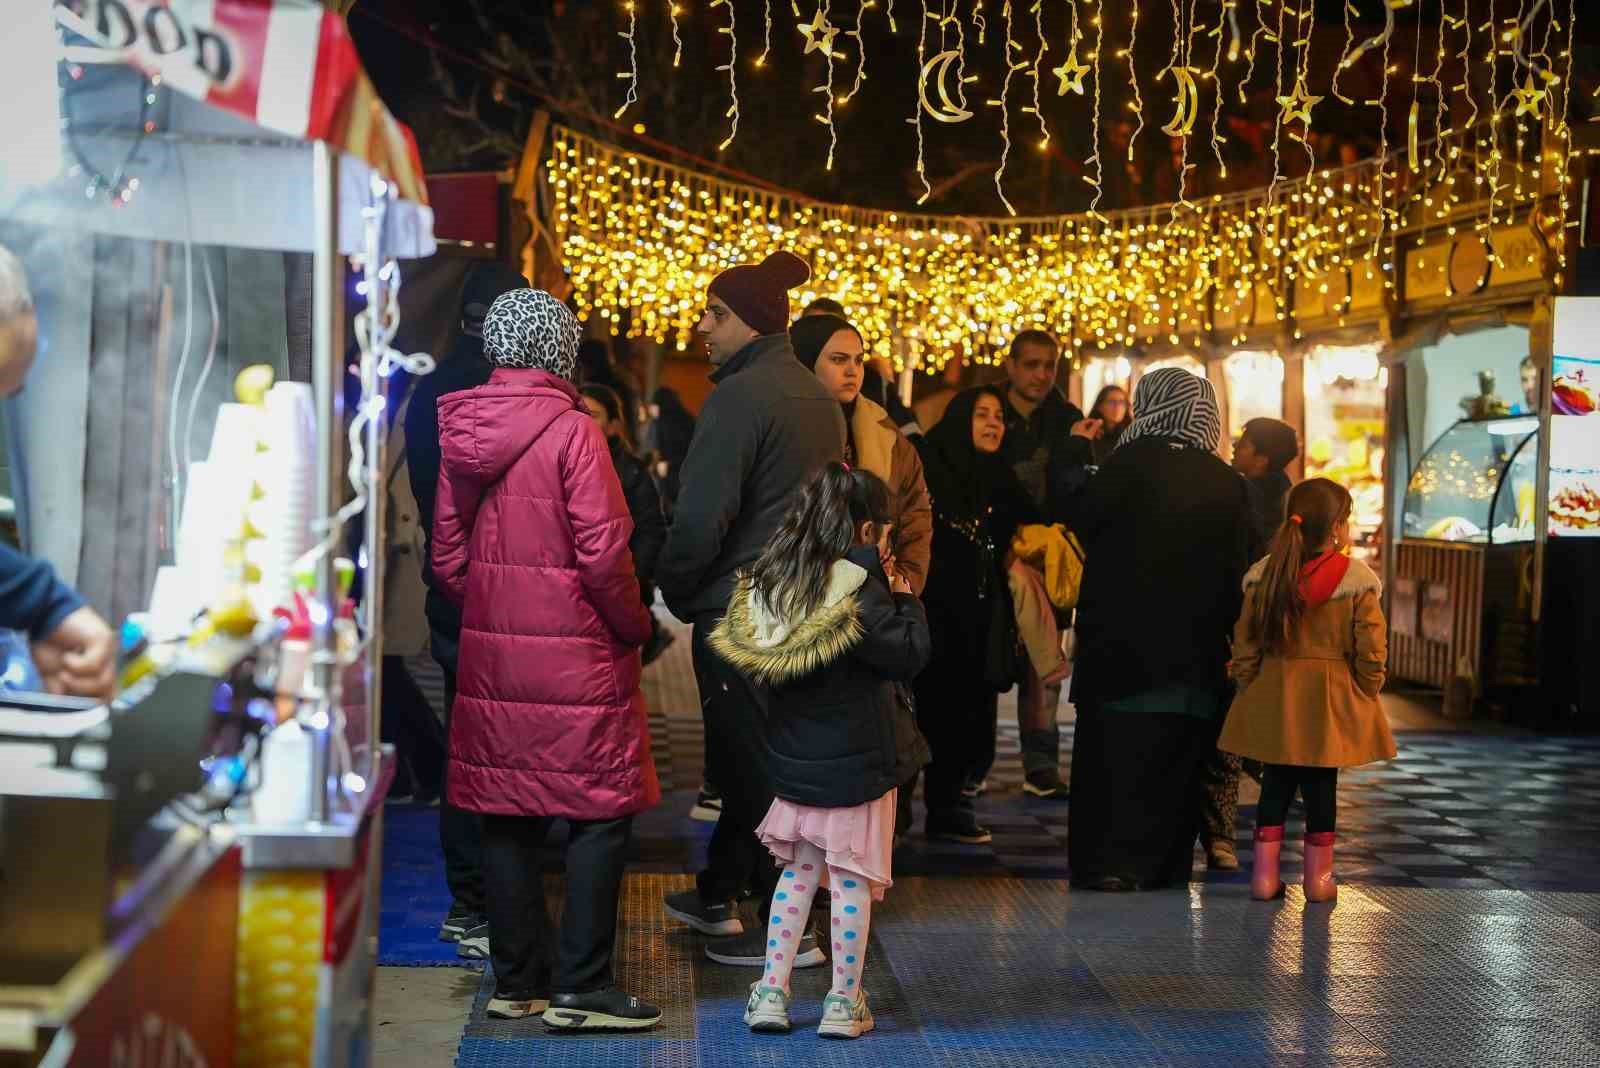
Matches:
[1402,417,1540,544]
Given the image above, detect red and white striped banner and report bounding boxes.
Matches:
[59,0,428,205]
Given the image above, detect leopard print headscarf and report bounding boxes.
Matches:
[482,288,582,380]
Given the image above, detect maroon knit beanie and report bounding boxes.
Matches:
[708,252,811,337]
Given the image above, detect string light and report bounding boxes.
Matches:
[758,0,773,67]
[669,1,683,67]
[1087,0,1106,215]
[1240,0,1271,106]
[813,0,839,170]
[1207,0,1229,178]
[613,0,639,119]
[840,2,870,105]
[713,0,739,151]
[1331,0,1355,104]
[1124,0,1143,161]
[913,0,932,203]
[1027,0,1049,151]
[991,0,1019,215]
[1267,0,1285,198]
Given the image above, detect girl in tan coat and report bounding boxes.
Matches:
[1219,478,1396,904]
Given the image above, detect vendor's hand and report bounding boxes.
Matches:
[32,606,116,703]
[889,572,913,596]
[1071,417,1104,440]
[880,550,898,577]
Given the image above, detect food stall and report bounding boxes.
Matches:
[0,2,435,1065]
[1302,343,1387,562]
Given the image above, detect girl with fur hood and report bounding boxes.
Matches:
[710,463,931,1040]
[1219,478,1396,904]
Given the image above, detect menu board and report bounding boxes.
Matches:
[1549,300,1600,537]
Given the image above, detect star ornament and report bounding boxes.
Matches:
[1512,74,1548,119]
[1053,49,1089,96]
[1277,79,1322,126]
[798,6,839,56]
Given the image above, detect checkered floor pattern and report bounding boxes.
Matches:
[385,615,1600,1064]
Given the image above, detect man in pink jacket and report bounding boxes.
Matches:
[432,288,661,1031]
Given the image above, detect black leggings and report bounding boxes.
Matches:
[1256,764,1339,835]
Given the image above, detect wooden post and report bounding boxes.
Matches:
[513,110,552,290]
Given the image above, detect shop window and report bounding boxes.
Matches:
[1080,355,1131,412]
[1222,350,1284,445]
[1304,344,1386,560]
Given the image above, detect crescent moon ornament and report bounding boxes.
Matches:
[919,50,974,123]
[1161,67,1200,137]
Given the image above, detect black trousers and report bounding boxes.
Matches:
[1068,701,1215,888]
[482,814,634,996]
[1256,764,1339,834]
[912,649,998,815]
[430,601,485,914]
[380,656,446,793]
[690,622,780,916]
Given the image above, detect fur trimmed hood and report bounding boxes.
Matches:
[1242,552,1382,600]
[709,559,868,685]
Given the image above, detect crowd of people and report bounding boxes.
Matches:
[390,248,1396,1037]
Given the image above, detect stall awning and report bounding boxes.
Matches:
[1,0,435,257]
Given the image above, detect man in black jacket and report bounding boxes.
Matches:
[404,261,526,956]
[658,252,844,969]
[996,330,1100,800]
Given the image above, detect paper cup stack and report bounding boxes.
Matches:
[246,383,318,618]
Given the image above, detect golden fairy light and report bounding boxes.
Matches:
[991,0,1020,215]
[1207,0,1230,178]
[1123,0,1144,161]
[614,0,639,120]
[713,0,740,150]
[758,0,773,67]
[669,0,684,67]
[1087,0,1106,214]
[913,0,932,203]
[1027,0,1049,151]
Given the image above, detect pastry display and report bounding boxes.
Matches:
[1550,481,1600,533]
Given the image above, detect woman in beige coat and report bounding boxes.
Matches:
[1219,478,1396,904]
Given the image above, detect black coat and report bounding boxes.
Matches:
[1000,388,1093,519]
[709,547,932,808]
[913,433,1038,662]
[608,437,667,603]
[658,335,846,622]
[1070,436,1253,705]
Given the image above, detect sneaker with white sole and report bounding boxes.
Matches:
[438,905,483,943]
[662,890,743,936]
[486,992,550,1019]
[817,989,874,1039]
[542,988,661,1032]
[456,921,489,960]
[705,928,825,968]
[743,983,791,1033]
[689,786,723,822]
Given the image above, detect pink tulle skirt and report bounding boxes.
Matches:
[754,789,896,901]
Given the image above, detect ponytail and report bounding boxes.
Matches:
[1248,477,1353,653]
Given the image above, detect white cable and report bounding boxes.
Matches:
[180,245,220,481]
[165,149,196,540]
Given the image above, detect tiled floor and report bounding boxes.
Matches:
[376,618,1600,1065]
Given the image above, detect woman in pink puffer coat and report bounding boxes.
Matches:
[432,288,661,1032]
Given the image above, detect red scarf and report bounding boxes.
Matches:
[1299,550,1350,608]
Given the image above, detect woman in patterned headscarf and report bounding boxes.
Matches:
[1066,367,1254,892]
[433,289,663,1031]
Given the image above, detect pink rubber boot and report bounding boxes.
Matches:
[1303,831,1338,903]
[1250,826,1286,900]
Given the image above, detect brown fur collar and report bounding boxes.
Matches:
[708,571,866,686]
[1242,553,1382,600]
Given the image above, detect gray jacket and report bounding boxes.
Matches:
[658,334,846,622]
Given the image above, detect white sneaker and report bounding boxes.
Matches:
[743,983,791,1033]
[817,989,874,1039]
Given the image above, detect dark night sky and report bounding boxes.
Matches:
[348,0,1599,217]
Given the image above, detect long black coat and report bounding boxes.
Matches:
[607,436,667,603]
[1070,436,1253,705]
[657,335,846,622]
[709,547,932,808]
[913,435,1038,662]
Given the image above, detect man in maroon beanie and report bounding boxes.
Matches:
[659,252,845,969]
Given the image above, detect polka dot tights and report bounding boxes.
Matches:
[761,840,873,998]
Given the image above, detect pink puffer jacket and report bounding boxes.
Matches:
[432,367,659,821]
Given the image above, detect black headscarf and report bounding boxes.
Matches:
[789,313,858,372]
[920,385,1012,520]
